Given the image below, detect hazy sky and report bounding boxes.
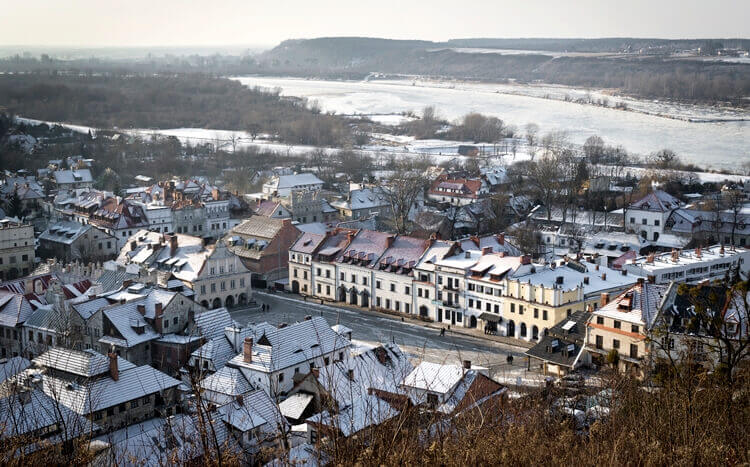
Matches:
[2,0,748,48]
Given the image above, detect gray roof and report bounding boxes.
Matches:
[0,389,97,443]
[193,307,235,341]
[43,363,180,414]
[39,221,92,245]
[34,348,136,378]
[229,317,350,373]
[53,169,93,185]
[219,389,287,434]
[199,366,252,397]
[276,173,323,190]
[526,310,589,368]
[95,270,138,293]
[0,356,30,384]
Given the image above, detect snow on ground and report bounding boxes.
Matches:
[232,76,750,171]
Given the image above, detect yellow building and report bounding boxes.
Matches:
[502,260,637,341]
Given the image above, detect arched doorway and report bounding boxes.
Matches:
[349,288,358,305]
[640,231,647,240]
[225,295,235,308]
[532,325,539,340]
[291,281,299,294]
[419,305,429,318]
[238,293,248,305]
[520,323,527,338]
[469,316,477,328]
[200,300,209,308]
[338,286,346,302]
[361,292,369,308]
[212,298,221,309]
[653,232,660,241]
[506,320,515,337]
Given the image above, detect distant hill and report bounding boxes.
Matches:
[257,37,750,105]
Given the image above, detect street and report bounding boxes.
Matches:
[230,292,547,385]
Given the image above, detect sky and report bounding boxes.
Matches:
[1,0,748,49]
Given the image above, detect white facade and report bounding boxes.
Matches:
[623,245,750,284]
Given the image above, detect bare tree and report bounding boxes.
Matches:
[382,161,428,234]
[524,123,539,160]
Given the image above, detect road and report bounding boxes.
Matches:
[230,292,545,384]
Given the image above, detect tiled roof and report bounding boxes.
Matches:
[629,190,681,212]
[228,317,350,373]
[0,390,97,443]
[231,216,286,239]
[276,173,324,190]
[199,366,252,397]
[336,230,392,268]
[401,361,464,395]
[34,348,136,378]
[290,232,326,255]
[193,307,235,341]
[0,356,30,384]
[219,389,287,434]
[53,169,93,184]
[526,310,589,368]
[593,282,668,329]
[437,371,504,415]
[42,363,180,414]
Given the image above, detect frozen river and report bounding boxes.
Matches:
[234,76,749,171]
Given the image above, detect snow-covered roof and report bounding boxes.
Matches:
[592,282,668,329]
[0,356,30,384]
[629,190,681,212]
[53,169,93,185]
[34,347,135,378]
[199,366,252,397]
[219,389,287,434]
[228,317,350,373]
[276,173,324,190]
[401,361,464,395]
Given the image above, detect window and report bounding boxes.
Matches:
[533,308,539,319]
[642,218,647,225]
[418,289,423,298]
[295,367,300,374]
[231,280,236,289]
[363,277,368,286]
[173,317,178,325]
[631,325,639,333]
[629,344,638,359]
[240,278,245,287]
[654,220,660,226]
[131,399,139,408]
[469,299,474,308]
[340,272,344,280]
[630,217,635,224]
[405,286,410,295]
[326,285,330,295]
[613,320,621,329]
[390,283,395,292]
[543,310,548,320]
[376,281,382,289]
[595,335,603,349]
[211,283,216,293]
[200,285,206,294]
[324,357,330,365]
[386,299,391,309]
[510,303,515,313]
[317,284,321,293]
[596,316,604,325]
[519,305,524,315]
[163,319,169,329]
[351,274,356,282]
[220,282,226,291]
[425,290,429,299]
[94,412,103,420]
[405,304,410,313]
[278,373,284,382]
[317,268,322,276]
[613,339,620,349]
[326,270,331,278]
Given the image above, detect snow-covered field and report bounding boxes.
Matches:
[232,76,750,171]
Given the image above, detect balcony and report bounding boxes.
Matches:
[442,284,461,292]
[433,299,460,309]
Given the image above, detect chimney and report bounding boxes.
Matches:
[595,264,600,271]
[108,352,119,381]
[130,240,138,251]
[169,235,178,257]
[312,367,320,378]
[304,315,312,321]
[498,251,505,258]
[154,302,163,319]
[137,304,146,315]
[386,235,395,248]
[347,369,355,381]
[621,269,628,276]
[647,275,656,284]
[243,337,253,363]
[601,273,607,281]
[671,249,679,263]
[521,255,531,265]
[465,251,471,259]
[583,276,589,285]
[637,277,645,285]
[462,359,472,370]
[482,246,492,256]
[235,394,244,406]
[647,253,655,264]
[695,247,702,258]
[720,245,725,256]
[556,276,564,285]
[470,235,480,247]
[347,231,355,242]
[497,233,505,245]
[600,292,610,308]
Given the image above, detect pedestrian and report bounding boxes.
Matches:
[440,327,445,336]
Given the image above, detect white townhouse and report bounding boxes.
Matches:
[624,190,682,243]
[623,244,750,284]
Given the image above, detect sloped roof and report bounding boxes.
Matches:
[42,363,180,414]
[0,390,97,442]
[199,366,252,397]
[593,282,668,329]
[526,310,589,368]
[401,361,464,395]
[232,216,286,239]
[53,169,93,185]
[0,356,30,384]
[629,190,681,212]
[193,307,235,341]
[276,173,324,190]
[219,389,288,434]
[290,232,326,255]
[308,392,399,437]
[437,371,504,415]
[229,317,350,373]
[34,348,136,378]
